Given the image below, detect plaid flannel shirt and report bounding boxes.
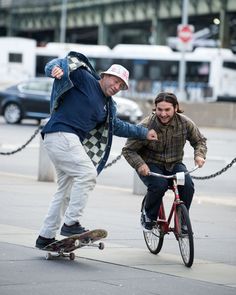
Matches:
[122,112,207,171]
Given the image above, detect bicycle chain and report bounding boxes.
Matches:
[0,125,42,155]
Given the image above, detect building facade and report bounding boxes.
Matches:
[0,0,235,50]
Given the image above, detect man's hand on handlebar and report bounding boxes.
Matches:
[194,156,205,168]
[137,163,150,176]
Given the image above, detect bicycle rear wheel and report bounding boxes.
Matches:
[176,204,194,267]
[143,225,164,254]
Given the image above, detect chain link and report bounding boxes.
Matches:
[104,154,122,169]
[0,125,42,155]
[1,126,236,180]
[104,153,236,180]
[192,157,236,180]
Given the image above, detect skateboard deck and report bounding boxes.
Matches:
[42,229,107,260]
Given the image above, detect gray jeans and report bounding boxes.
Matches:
[39,132,97,238]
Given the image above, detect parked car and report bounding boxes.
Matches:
[0,78,52,124]
[113,95,143,123]
[0,78,143,124]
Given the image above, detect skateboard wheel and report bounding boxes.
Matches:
[69,252,75,260]
[45,252,52,260]
[99,242,104,250]
[74,239,80,247]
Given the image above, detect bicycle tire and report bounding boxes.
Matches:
[143,226,164,254]
[176,204,194,267]
[143,203,165,255]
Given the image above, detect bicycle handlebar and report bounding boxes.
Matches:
[148,165,199,180]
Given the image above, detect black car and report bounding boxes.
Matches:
[0,78,52,124]
[0,78,143,124]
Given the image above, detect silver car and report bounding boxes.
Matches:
[113,96,143,124]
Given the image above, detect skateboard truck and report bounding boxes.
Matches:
[45,251,76,261]
[45,241,105,260]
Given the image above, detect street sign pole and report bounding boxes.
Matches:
[178,0,188,101]
[60,0,67,43]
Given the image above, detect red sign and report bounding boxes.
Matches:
[178,25,194,43]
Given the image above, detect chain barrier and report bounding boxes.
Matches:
[104,154,122,169]
[106,154,236,179]
[0,125,42,155]
[192,157,236,180]
[1,126,235,180]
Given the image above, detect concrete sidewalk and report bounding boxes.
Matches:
[0,171,236,294]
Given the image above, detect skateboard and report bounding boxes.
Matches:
[42,229,107,260]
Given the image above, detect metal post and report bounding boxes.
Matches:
[60,0,67,43]
[98,10,108,45]
[219,7,227,48]
[133,172,146,195]
[38,119,55,182]
[38,137,55,182]
[178,0,188,101]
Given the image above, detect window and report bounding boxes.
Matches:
[186,62,210,82]
[36,55,58,76]
[95,58,113,74]
[223,61,236,70]
[9,53,22,63]
[149,65,161,80]
[19,80,53,94]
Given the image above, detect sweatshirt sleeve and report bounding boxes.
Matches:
[113,116,148,139]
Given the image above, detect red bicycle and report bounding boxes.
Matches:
[142,166,198,267]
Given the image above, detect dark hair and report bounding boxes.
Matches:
[153,92,184,113]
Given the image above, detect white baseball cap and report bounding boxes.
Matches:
[101,64,129,90]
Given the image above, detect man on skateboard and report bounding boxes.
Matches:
[35,53,157,249]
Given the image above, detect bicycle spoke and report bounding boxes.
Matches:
[143,226,164,255]
[176,204,194,267]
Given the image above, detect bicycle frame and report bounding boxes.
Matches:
[157,178,184,237]
[144,166,198,267]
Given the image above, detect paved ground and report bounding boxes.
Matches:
[0,171,235,295]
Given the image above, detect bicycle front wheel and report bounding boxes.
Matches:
[143,225,164,254]
[176,204,194,267]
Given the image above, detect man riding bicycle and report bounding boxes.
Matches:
[122,92,207,231]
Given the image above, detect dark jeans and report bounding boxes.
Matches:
[139,163,195,220]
